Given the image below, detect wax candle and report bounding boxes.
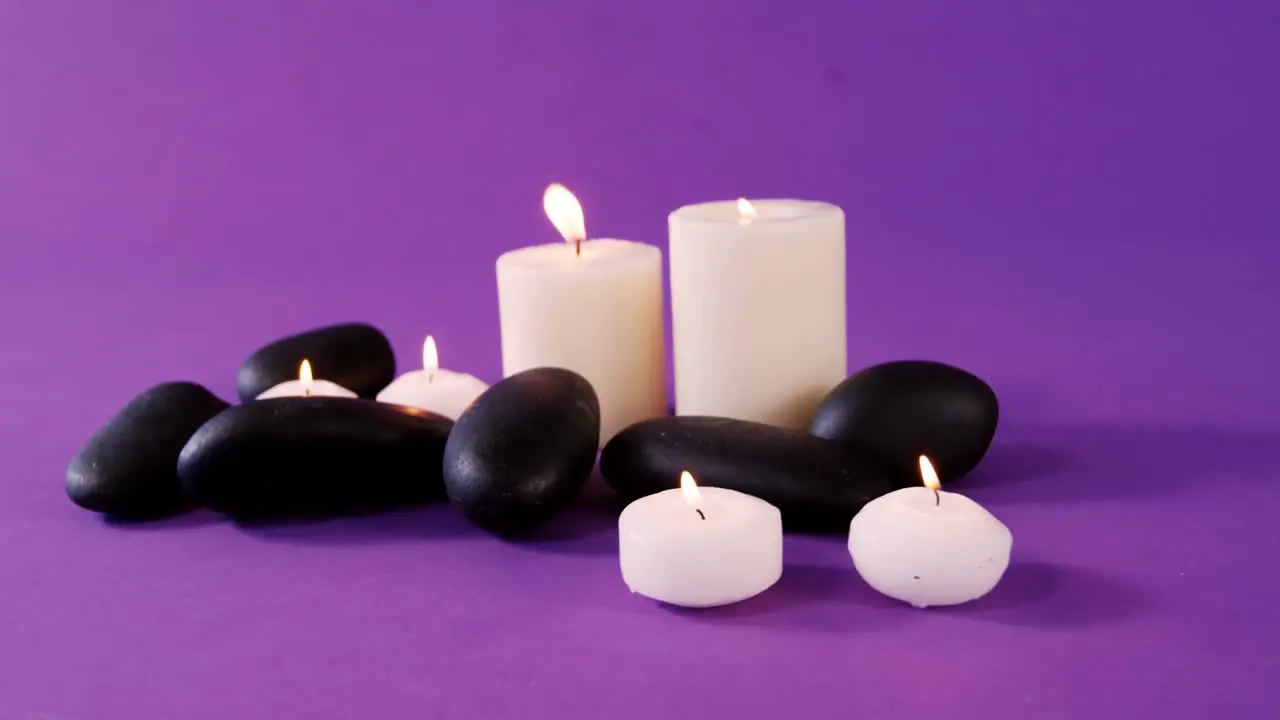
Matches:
[669,198,846,429]
[619,471,782,608]
[497,184,667,442]
[376,336,489,419]
[848,456,1012,608]
[256,359,357,399]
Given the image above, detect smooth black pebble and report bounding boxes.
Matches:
[67,382,229,518]
[443,367,599,537]
[810,360,998,485]
[178,398,452,518]
[236,322,395,401]
[600,416,898,532]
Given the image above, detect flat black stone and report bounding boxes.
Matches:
[67,382,229,518]
[443,367,599,537]
[178,397,452,518]
[600,416,898,532]
[236,322,395,402]
[810,360,999,485]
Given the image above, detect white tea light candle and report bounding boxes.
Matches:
[619,471,782,608]
[848,456,1012,608]
[497,184,667,443]
[256,359,357,399]
[376,336,489,419]
[669,198,846,429]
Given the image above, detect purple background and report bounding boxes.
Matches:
[2,1,1278,718]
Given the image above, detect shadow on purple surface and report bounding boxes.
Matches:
[965,424,1280,503]
[952,561,1155,628]
[103,508,224,530]
[232,503,475,544]
[651,563,911,633]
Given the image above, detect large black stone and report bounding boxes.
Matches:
[67,382,229,518]
[443,367,599,537]
[236,323,395,401]
[178,397,452,518]
[810,360,998,485]
[601,416,898,532]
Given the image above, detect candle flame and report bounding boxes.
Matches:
[737,197,757,224]
[543,183,586,245]
[422,335,439,372]
[680,470,702,508]
[299,359,313,395]
[919,455,941,492]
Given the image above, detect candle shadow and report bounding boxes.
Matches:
[103,508,225,530]
[961,424,1280,504]
[947,561,1155,627]
[233,503,478,545]
[652,563,910,633]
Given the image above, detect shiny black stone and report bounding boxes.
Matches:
[235,322,395,401]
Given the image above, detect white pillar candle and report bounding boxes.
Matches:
[669,198,846,429]
[848,456,1012,608]
[376,336,489,419]
[619,471,782,608]
[497,184,667,442]
[256,359,357,399]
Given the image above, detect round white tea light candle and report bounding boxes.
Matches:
[496,184,667,443]
[376,336,489,419]
[848,456,1012,608]
[619,471,783,608]
[256,359,357,399]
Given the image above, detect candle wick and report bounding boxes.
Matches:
[575,237,582,258]
[934,489,940,507]
[695,508,706,520]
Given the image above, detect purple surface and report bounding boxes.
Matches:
[2,1,1278,717]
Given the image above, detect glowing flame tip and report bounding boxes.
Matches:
[919,456,941,492]
[543,183,586,244]
[679,470,703,508]
[422,335,439,372]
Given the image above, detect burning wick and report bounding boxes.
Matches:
[919,455,942,507]
[423,335,439,384]
[299,359,314,398]
[680,471,706,521]
[543,183,586,259]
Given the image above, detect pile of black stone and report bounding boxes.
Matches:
[68,322,998,536]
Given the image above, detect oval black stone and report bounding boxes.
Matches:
[443,367,600,537]
[236,323,395,402]
[810,360,999,485]
[178,397,452,518]
[67,382,229,518]
[600,416,898,532]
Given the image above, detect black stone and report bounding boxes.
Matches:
[600,416,898,532]
[810,360,998,485]
[178,398,452,518]
[236,323,395,402]
[67,382,229,518]
[443,367,599,537]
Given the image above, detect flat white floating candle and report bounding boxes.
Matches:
[256,359,357,400]
[376,336,489,420]
[619,471,782,608]
[496,184,667,443]
[848,456,1012,608]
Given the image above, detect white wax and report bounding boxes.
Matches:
[669,199,846,429]
[255,379,357,399]
[848,487,1012,608]
[619,487,783,608]
[376,369,489,420]
[497,238,667,443]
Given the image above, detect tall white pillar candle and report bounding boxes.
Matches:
[848,456,1012,608]
[619,471,783,607]
[497,184,667,442]
[256,359,357,399]
[669,199,846,429]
